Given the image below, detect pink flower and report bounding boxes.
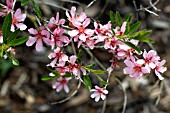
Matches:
[67,55,86,78]
[52,77,71,93]
[26,26,51,51]
[123,56,149,79]
[50,27,69,49]
[0,0,13,17]
[90,86,108,102]
[48,12,65,31]
[11,8,27,32]
[66,6,87,27]
[114,22,127,36]
[154,60,167,80]
[68,18,94,42]
[143,50,160,70]
[47,47,68,67]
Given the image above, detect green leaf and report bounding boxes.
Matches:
[7,29,20,42]
[115,11,121,26]
[63,73,73,78]
[124,41,141,54]
[8,36,29,46]
[41,75,58,81]
[124,13,132,23]
[2,13,12,42]
[84,75,92,91]
[86,63,95,68]
[12,59,19,66]
[95,74,109,85]
[110,11,115,34]
[32,0,42,18]
[21,0,30,6]
[77,49,83,59]
[128,21,141,34]
[91,69,108,75]
[124,22,130,35]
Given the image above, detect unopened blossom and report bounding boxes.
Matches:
[154,60,167,80]
[52,77,71,93]
[143,50,160,70]
[11,8,27,32]
[66,6,86,27]
[26,26,51,51]
[67,55,86,78]
[123,56,149,79]
[0,0,13,17]
[0,30,3,44]
[90,86,108,102]
[50,27,70,49]
[47,47,68,67]
[68,18,94,43]
[48,12,65,31]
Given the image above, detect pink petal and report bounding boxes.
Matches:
[41,30,50,38]
[79,34,87,42]
[124,60,134,67]
[83,18,90,28]
[101,94,106,100]
[62,54,68,61]
[56,84,63,92]
[80,67,86,75]
[16,23,27,31]
[70,55,76,64]
[55,12,59,24]
[7,0,13,8]
[70,6,76,17]
[141,67,149,74]
[42,37,51,45]
[103,90,108,94]
[155,70,164,80]
[64,84,69,93]
[123,67,132,74]
[11,24,15,32]
[68,30,79,37]
[14,8,21,17]
[84,29,94,36]
[26,36,36,46]
[78,12,87,22]
[59,19,65,25]
[95,94,100,102]
[28,28,38,35]
[36,39,43,51]
[121,22,127,33]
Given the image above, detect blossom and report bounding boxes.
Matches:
[0,29,3,44]
[47,47,68,67]
[26,26,51,51]
[48,12,65,31]
[50,27,70,49]
[68,18,94,42]
[67,55,86,78]
[90,86,108,102]
[123,56,149,79]
[114,21,127,36]
[11,8,27,32]
[154,60,167,80]
[0,0,13,17]
[52,77,71,93]
[143,50,160,70]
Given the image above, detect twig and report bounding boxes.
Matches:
[12,0,17,9]
[51,80,81,105]
[101,99,107,113]
[95,0,110,19]
[86,0,97,8]
[115,77,127,113]
[155,80,164,106]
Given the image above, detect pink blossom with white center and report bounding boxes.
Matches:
[52,77,71,93]
[47,47,68,67]
[11,8,27,32]
[66,6,87,26]
[90,86,108,102]
[48,12,65,31]
[0,0,13,17]
[154,60,167,80]
[123,56,149,79]
[67,55,86,78]
[26,26,51,51]
[68,18,94,42]
[50,27,69,49]
[143,50,160,70]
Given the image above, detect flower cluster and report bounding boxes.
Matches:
[0,0,167,103]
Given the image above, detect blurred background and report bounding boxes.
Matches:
[0,0,170,113]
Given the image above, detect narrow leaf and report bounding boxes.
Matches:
[63,73,73,78]
[77,49,83,59]
[7,29,20,42]
[124,13,132,23]
[128,21,141,34]
[41,75,58,81]
[8,36,29,46]
[95,74,109,85]
[115,11,121,26]
[124,41,141,54]
[21,0,30,6]
[91,69,108,75]
[12,59,19,66]
[84,75,92,91]
[2,13,12,42]
[32,1,42,18]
